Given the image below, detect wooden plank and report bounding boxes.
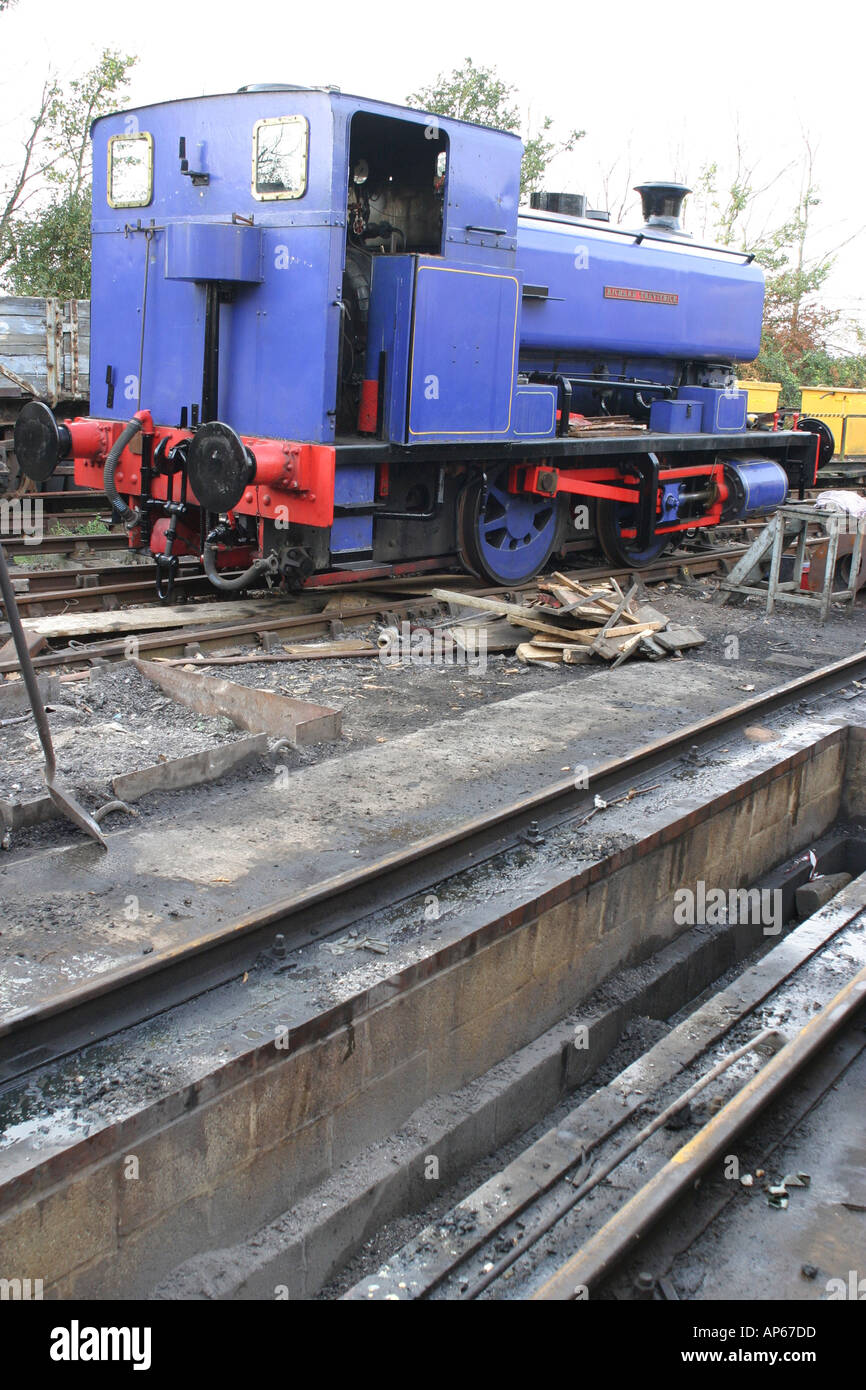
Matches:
[0,355,47,377]
[0,672,59,714]
[611,631,645,667]
[0,332,50,348]
[151,644,380,666]
[654,626,706,653]
[0,630,46,663]
[432,588,590,640]
[532,639,592,661]
[0,296,50,313]
[589,582,639,652]
[566,620,664,646]
[449,620,526,653]
[517,642,562,666]
[20,596,312,640]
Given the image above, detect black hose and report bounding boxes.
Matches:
[203,534,276,592]
[104,417,144,529]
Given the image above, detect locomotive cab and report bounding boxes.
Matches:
[339,112,449,432]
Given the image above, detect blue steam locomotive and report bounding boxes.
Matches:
[13,85,818,595]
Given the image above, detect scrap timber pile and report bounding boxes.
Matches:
[434,573,705,669]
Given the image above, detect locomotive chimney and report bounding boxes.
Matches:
[633,182,692,235]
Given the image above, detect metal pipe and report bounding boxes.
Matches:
[202,533,276,592]
[201,282,221,422]
[104,417,144,529]
[532,961,866,1299]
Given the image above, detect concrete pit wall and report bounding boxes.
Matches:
[0,725,859,1298]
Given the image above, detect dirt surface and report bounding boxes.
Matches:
[0,560,863,1001]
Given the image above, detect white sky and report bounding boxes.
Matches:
[1,0,863,344]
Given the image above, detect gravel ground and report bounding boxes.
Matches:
[0,665,249,801]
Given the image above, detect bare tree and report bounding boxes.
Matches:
[0,80,60,267]
[595,148,634,225]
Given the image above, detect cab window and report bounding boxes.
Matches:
[252,116,308,200]
[107,133,153,208]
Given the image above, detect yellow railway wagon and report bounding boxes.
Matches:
[738,379,782,414]
[800,386,866,459]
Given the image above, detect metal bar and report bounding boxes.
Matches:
[532,961,866,1300]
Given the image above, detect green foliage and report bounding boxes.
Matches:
[408,57,584,196]
[4,190,91,298]
[0,48,137,296]
[408,58,520,131]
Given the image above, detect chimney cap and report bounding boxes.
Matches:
[633,182,692,233]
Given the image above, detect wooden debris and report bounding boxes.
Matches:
[516,642,562,667]
[654,626,706,654]
[449,620,528,654]
[431,575,703,672]
[0,629,46,663]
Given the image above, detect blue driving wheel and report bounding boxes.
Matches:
[595,497,670,568]
[458,465,561,585]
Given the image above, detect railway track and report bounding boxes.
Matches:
[344,872,866,1301]
[2,648,866,1094]
[0,545,744,670]
[2,479,861,616]
[532,967,866,1303]
[1,529,126,558]
[6,562,219,615]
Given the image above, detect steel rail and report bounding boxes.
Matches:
[0,548,743,675]
[1,531,126,556]
[532,962,866,1300]
[2,647,866,1087]
[461,1028,783,1300]
[10,570,217,614]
